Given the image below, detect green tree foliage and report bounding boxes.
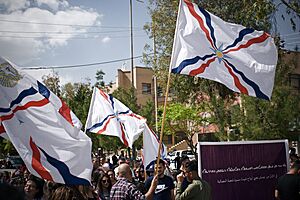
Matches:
[95,70,106,89]
[0,137,17,157]
[42,71,61,96]
[158,102,211,155]
[233,51,300,141]
[144,0,300,142]
[112,87,139,113]
[139,100,155,127]
[67,82,92,126]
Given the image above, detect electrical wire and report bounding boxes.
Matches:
[0,34,147,39]
[0,29,144,34]
[0,19,142,29]
[21,54,153,70]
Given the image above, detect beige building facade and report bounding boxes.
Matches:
[110,66,155,106]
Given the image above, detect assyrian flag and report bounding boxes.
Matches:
[171,0,278,100]
[0,57,92,185]
[0,121,9,140]
[85,87,146,148]
[142,124,167,170]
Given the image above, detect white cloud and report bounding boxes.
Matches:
[24,68,74,86]
[102,36,111,43]
[23,68,54,83]
[0,1,102,63]
[0,37,45,64]
[36,0,69,11]
[0,0,29,12]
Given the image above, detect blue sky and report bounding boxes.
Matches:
[0,0,299,85]
[0,0,152,84]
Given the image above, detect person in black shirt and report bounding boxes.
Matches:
[145,159,175,200]
[275,160,300,200]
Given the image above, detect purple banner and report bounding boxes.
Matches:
[199,140,288,200]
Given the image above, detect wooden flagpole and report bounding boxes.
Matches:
[155,0,182,174]
[155,72,172,173]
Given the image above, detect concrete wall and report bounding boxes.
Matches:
[134,67,154,106]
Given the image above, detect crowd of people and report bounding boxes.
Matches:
[1,147,299,200]
[0,152,211,200]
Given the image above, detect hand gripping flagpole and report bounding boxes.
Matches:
[155,0,183,174]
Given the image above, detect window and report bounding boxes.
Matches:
[289,74,300,91]
[142,83,151,94]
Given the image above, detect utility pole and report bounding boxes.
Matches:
[154,76,158,132]
[153,16,159,133]
[130,0,134,88]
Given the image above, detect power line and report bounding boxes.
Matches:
[21,54,152,70]
[0,29,144,34]
[0,19,142,29]
[0,34,147,39]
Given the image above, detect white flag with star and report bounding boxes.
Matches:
[170,0,278,100]
[85,87,146,148]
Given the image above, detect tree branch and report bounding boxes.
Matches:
[280,0,300,18]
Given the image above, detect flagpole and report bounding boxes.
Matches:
[155,71,171,171]
[155,0,182,173]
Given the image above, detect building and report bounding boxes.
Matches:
[109,66,155,106]
[109,66,177,149]
[110,51,300,151]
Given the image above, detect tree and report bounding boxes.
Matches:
[112,87,139,113]
[158,102,211,155]
[0,137,17,156]
[280,0,300,15]
[139,100,155,127]
[232,51,300,141]
[42,71,61,96]
[95,70,106,89]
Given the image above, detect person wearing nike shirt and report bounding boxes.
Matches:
[145,159,175,200]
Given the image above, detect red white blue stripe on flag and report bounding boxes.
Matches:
[170,0,278,100]
[85,88,146,148]
[0,57,92,185]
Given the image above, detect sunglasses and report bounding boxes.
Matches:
[102,179,109,183]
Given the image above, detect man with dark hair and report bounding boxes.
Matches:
[24,175,44,200]
[176,160,211,200]
[145,159,175,200]
[179,156,191,192]
[275,161,300,200]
